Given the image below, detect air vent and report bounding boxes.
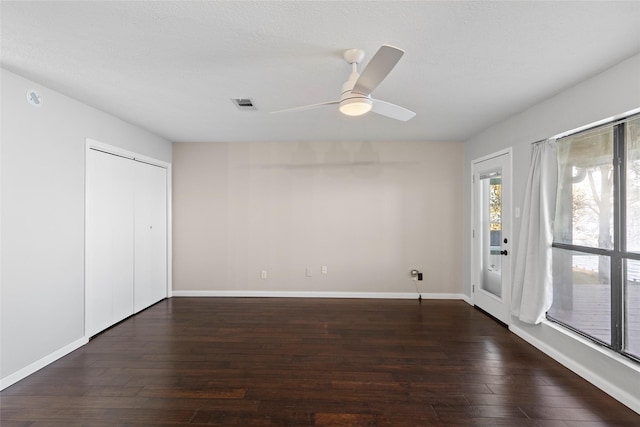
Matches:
[232,98,256,110]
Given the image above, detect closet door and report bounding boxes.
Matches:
[133,161,168,312]
[86,149,135,337]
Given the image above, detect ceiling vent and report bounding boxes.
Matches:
[232,98,256,110]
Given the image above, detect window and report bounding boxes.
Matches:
[547,113,640,362]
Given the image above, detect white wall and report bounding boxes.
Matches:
[463,53,640,412]
[173,140,464,297]
[0,69,172,385]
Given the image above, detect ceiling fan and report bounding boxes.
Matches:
[272,45,416,121]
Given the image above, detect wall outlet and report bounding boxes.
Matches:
[321,265,328,274]
[261,270,268,279]
[306,267,313,277]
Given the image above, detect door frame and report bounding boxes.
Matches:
[471,147,512,325]
[84,138,172,337]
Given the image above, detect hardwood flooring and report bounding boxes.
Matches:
[1,298,638,426]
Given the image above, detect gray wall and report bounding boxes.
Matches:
[172,140,464,296]
[463,53,640,411]
[0,69,172,383]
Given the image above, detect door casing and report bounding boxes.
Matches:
[84,138,172,338]
[471,148,512,325]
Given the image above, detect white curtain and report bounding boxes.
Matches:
[511,139,558,324]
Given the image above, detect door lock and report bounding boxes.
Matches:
[500,250,508,256]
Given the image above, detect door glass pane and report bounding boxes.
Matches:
[554,126,613,249]
[480,172,502,298]
[625,259,640,358]
[548,248,611,345]
[627,116,640,253]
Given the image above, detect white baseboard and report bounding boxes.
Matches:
[171,290,467,300]
[510,324,640,415]
[461,294,473,305]
[0,336,88,391]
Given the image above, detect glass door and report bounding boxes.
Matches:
[480,171,503,298]
[472,150,511,324]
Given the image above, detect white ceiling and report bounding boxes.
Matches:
[2,1,640,143]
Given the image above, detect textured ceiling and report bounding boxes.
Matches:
[2,1,640,143]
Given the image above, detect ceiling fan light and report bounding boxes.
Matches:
[339,97,373,116]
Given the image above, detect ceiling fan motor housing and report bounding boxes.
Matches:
[338,64,372,116]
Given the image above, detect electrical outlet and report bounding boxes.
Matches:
[306,267,313,277]
[321,266,328,274]
[261,270,268,279]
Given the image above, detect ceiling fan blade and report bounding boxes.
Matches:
[271,100,339,114]
[371,99,416,121]
[352,45,404,96]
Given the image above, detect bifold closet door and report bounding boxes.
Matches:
[133,161,167,312]
[86,149,135,337]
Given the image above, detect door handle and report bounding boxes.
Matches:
[500,250,508,256]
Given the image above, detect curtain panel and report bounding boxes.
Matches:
[512,140,558,324]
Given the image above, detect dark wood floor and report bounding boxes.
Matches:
[1,298,638,426]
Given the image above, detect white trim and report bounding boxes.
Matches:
[85,138,170,169]
[510,324,640,415]
[0,336,88,391]
[171,290,468,300]
[461,294,473,305]
[470,148,513,325]
[471,146,512,164]
[166,163,173,298]
[550,107,640,141]
[541,319,640,373]
[84,138,172,336]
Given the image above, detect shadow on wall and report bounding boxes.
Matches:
[239,142,420,179]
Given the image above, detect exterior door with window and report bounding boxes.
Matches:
[472,150,512,324]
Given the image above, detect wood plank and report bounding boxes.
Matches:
[0,298,637,425]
